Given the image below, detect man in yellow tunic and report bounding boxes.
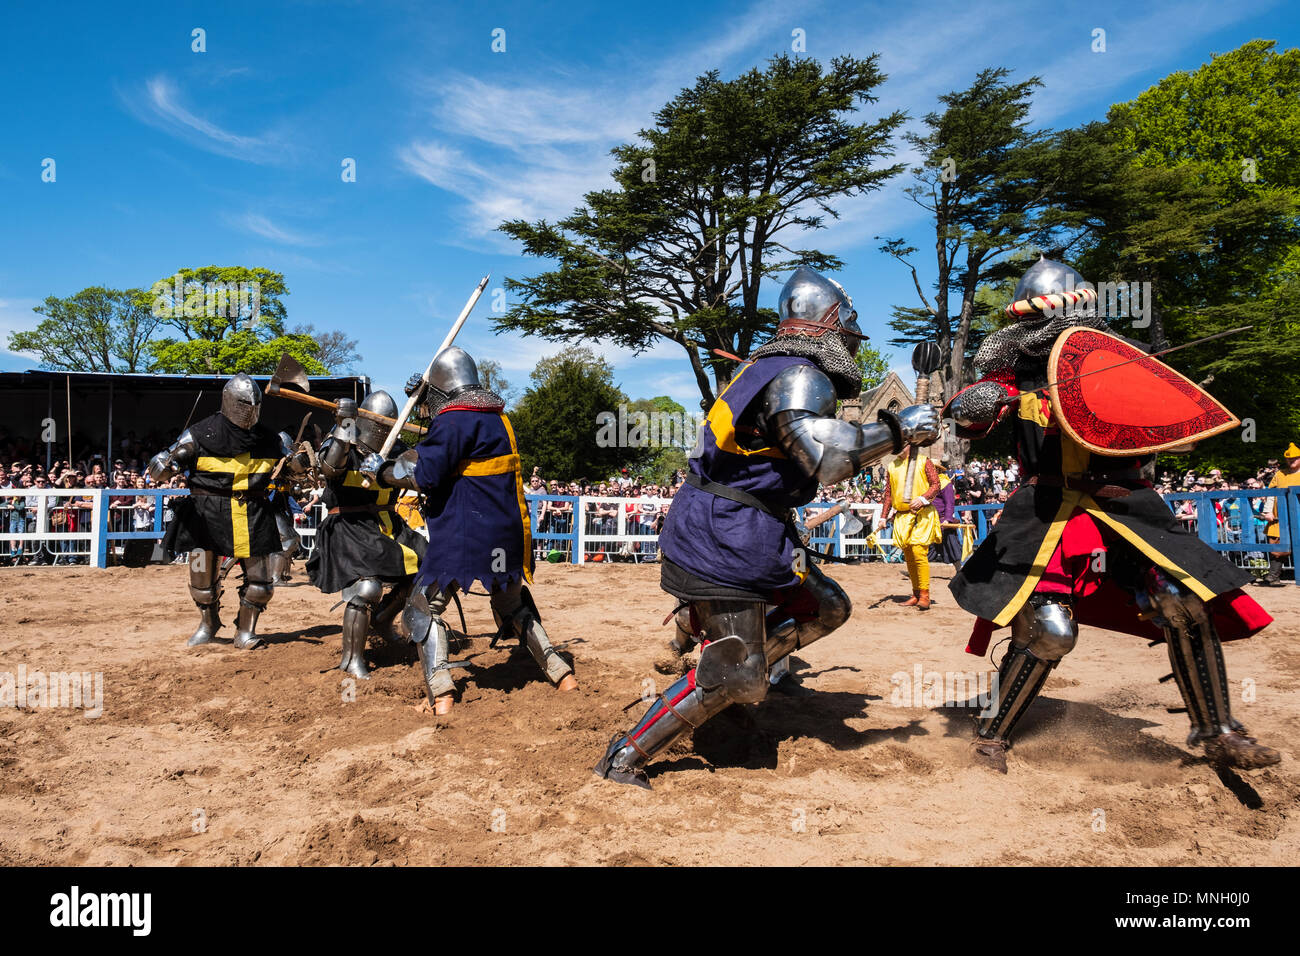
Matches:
[1260,442,1300,585]
[878,451,942,609]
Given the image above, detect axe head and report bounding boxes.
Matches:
[269,353,311,395]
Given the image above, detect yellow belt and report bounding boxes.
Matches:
[456,453,519,477]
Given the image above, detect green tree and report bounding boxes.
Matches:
[294,324,363,373]
[855,341,892,391]
[510,346,641,480]
[626,395,693,483]
[8,287,160,372]
[477,359,514,405]
[498,54,906,409]
[880,68,1065,425]
[148,329,325,375]
[1057,41,1300,474]
[144,265,325,373]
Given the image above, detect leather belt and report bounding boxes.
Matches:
[327,504,396,516]
[683,470,786,519]
[190,487,266,502]
[1027,475,1145,499]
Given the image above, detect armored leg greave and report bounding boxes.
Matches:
[339,577,382,680]
[762,564,852,665]
[1137,572,1238,745]
[977,597,1078,746]
[404,585,457,704]
[670,607,696,656]
[595,600,766,788]
[492,582,572,685]
[371,579,411,643]
[1136,571,1280,768]
[187,549,222,646]
[233,555,274,650]
[267,550,291,583]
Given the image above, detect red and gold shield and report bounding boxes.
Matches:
[1048,327,1239,456]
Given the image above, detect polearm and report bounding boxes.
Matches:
[903,342,943,505]
[365,274,490,480]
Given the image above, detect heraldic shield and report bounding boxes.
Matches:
[1048,327,1240,456]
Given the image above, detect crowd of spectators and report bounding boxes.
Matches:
[1,428,192,566]
[2,418,1290,569]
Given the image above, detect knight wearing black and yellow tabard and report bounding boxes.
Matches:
[945,257,1279,772]
[150,373,283,650]
[305,390,427,680]
[363,348,576,714]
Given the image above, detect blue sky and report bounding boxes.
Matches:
[1,0,1295,409]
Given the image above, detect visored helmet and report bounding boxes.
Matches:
[356,390,398,454]
[221,372,262,429]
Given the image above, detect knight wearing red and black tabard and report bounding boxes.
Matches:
[946,256,1279,771]
[595,265,940,789]
[363,347,575,714]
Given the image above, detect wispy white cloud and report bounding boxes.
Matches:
[0,297,43,370]
[228,212,322,246]
[120,74,292,165]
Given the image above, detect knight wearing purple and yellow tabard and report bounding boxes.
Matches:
[594,266,939,789]
[945,256,1278,772]
[363,347,576,714]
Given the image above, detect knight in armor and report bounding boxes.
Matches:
[945,256,1280,772]
[361,347,578,713]
[594,266,939,789]
[149,373,284,649]
[302,391,428,679]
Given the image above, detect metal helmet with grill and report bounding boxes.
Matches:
[355,390,398,454]
[221,372,262,429]
[428,347,480,396]
[776,266,865,346]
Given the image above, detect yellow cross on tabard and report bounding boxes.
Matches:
[197,453,276,557]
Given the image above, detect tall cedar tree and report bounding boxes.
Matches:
[497,54,905,410]
[879,68,1066,453]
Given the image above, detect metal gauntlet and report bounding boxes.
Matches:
[147,428,198,483]
[948,382,1010,429]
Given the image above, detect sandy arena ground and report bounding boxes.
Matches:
[1,560,1297,866]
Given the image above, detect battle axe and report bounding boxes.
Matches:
[267,353,427,438]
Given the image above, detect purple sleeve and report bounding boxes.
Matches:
[938,483,956,521]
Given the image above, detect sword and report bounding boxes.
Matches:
[374,274,491,462]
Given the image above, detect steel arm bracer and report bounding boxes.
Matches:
[147,428,199,483]
[761,364,902,485]
[317,435,352,479]
[372,448,419,491]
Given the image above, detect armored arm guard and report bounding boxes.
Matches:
[945,372,1018,439]
[763,365,933,486]
[147,428,199,483]
[317,435,352,480]
[277,431,314,479]
[363,448,419,491]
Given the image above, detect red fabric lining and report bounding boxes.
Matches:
[964,510,1272,654]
